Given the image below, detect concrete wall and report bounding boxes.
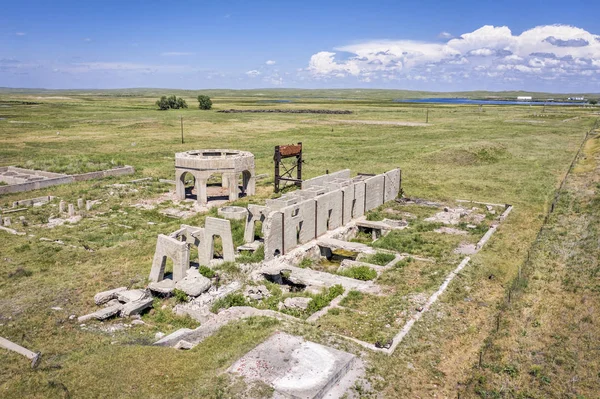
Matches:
[262,168,401,260]
[0,166,134,195]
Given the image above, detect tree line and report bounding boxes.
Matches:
[156,95,213,110]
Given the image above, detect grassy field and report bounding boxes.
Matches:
[0,89,598,398]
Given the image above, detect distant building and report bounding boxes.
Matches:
[517,96,532,101]
[568,97,585,101]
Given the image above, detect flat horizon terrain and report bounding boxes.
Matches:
[0,89,598,398]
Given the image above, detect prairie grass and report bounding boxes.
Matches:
[0,89,597,397]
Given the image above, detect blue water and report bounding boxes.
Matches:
[393,98,585,106]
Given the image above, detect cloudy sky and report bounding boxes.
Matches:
[1,0,599,91]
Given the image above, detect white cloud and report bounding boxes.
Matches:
[15,32,26,36]
[305,24,600,86]
[266,60,276,65]
[83,38,92,42]
[438,32,453,39]
[246,70,261,77]
[161,52,194,56]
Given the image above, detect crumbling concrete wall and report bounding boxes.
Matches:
[200,217,235,265]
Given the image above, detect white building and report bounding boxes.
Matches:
[517,96,532,101]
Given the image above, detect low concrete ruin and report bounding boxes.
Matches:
[148,217,234,286]
[0,165,134,195]
[0,336,41,368]
[175,150,255,206]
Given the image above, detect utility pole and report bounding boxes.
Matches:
[426,109,429,123]
[180,116,184,144]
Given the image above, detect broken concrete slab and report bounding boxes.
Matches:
[94,287,127,305]
[229,332,356,399]
[175,270,211,297]
[148,279,176,295]
[78,303,123,322]
[0,336,41,368]
[243,285,270,301]
[117,289,148,303]
[121,297,153,317]
[283,296,311,311]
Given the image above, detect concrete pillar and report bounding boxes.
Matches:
[77,198,84,209]
[221,173,229,188]
[59,200,66,213]
[175,170,186,200]
[68,203,75,218]
[197,178,208,206]
[86,200,93,211]
[224,173,238,201]
[4,217,11,227]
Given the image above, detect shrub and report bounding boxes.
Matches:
[155,95,187,110]
[173,288,188,303]
[197,95,212,110]
[589,99,598,105]
[211,293,247,313]
[198,265,216,279]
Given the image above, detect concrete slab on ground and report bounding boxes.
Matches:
[228,331,356,399]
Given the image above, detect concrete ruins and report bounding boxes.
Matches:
[245,168,401,260]
[147,218,235,295]
[175,150,255,206]
[0,165,134,195]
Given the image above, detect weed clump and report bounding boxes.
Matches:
[211,293,247,313]
[338,266,377,281]
[361,252,395,266]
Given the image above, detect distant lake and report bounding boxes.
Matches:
[393,98,585,106]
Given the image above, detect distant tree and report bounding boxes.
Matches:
[590,99,598,105]
[167,95,178,109]
[156,95,187,110]
[156,96,170,110]
[197,95,212,110]
[176,97,188,109]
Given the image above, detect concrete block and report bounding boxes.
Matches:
[3,217,10,227]
[283,297,311,311]
[175,269,211,297]
[149,234,190,283]
[263,211,283,260]
[94,287,127,305]
[59,200,66,213]
[148,279,176,295]
[85,200,93,211]
[121,297,153,317]
[117,289,148,303]
[78,303,123,322]
[68,203,75,217]
[200,217,235,265]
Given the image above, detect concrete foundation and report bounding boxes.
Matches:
[229,331,356,399]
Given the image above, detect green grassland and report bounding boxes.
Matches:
[0,89,598,398]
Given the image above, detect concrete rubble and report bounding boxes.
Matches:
[79,289,153,322]
[282,296,311,311]
[0,336,42,368]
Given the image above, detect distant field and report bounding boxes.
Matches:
[0,89,597,398]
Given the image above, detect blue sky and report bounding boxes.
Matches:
[1,0,599,91]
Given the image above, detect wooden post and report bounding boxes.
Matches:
[426,109,429,123]
[180,116,184,144]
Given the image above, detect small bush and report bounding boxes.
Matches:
[338,266,377,281]
[211,293,247,313]
[198,265,216,279]
[173,288,188,303]
[197,95,213,110]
